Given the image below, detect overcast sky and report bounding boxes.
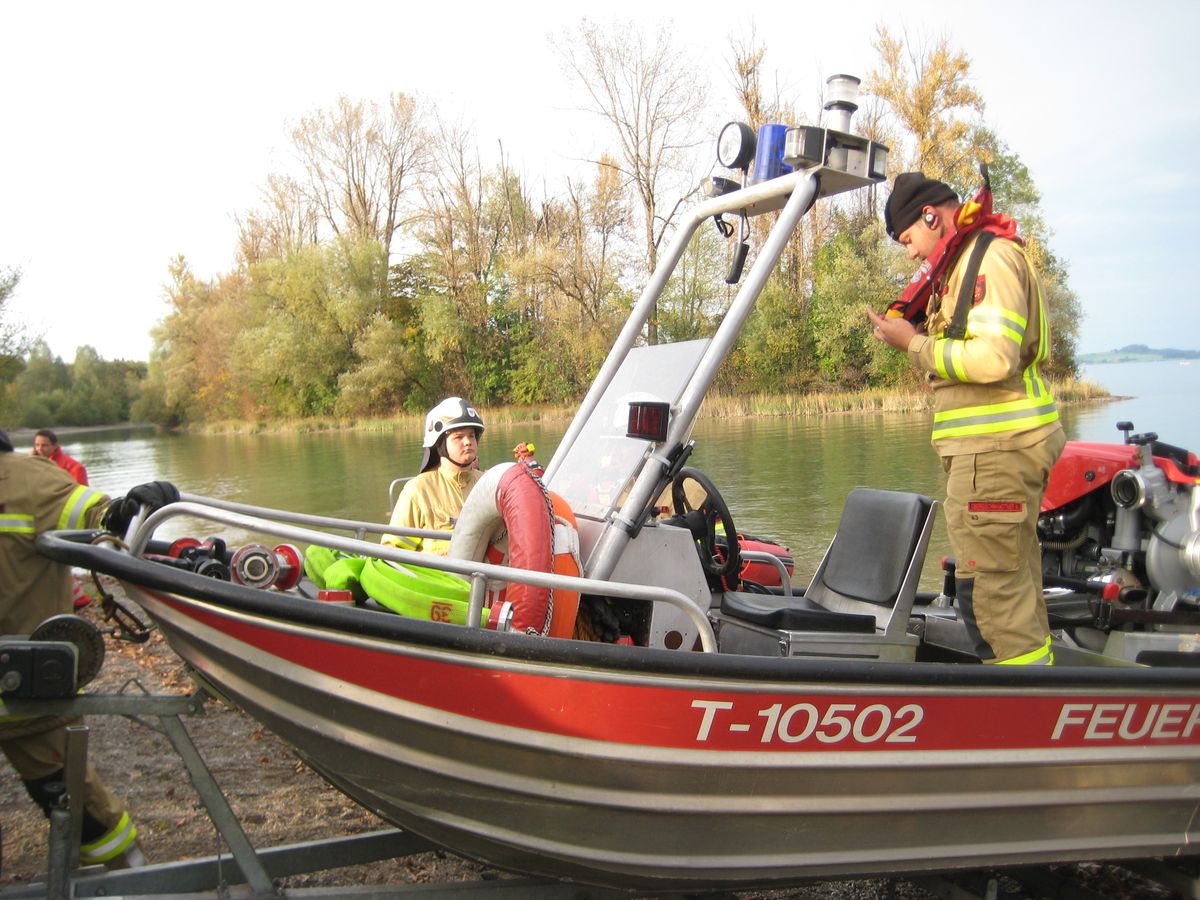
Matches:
[2,1,1197,363]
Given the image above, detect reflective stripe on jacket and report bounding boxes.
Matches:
[906,233,1061,453]
[0,454,111,635]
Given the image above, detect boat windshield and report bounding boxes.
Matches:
[547,339,709,521]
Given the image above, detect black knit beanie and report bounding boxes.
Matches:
[884,173,958,241]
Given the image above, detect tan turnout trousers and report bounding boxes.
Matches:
[941,427,1066,663]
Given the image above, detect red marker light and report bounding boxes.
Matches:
[627,402,671,442]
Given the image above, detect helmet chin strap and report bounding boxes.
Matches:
[440,441,475,470]
[443,453,473,470]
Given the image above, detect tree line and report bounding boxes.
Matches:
[1,24,1080,428]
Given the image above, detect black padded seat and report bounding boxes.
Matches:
[714,488,937,661]
[720,592,875,634]
[814,488,931,609]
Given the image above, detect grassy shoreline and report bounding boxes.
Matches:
[184,377,1115,436]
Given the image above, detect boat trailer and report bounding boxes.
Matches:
[0,633,627,898]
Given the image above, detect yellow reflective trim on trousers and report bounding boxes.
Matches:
[80,810,138,863]
[997,636,1054,666]
[0,514,35,533]
[57,485,105,530]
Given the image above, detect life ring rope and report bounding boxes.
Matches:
[522,459,558,636]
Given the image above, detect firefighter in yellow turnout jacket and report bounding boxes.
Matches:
[867,173,1065,665]
[1,428,178,867]
[383,398,485,555]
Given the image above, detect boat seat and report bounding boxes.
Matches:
[719,592,876,634]
[714,488,938,661]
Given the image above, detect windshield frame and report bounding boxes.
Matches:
[546,340,709,522]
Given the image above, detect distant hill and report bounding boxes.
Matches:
[1078,344,1200,364]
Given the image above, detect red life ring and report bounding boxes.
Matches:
[448,463,582,637]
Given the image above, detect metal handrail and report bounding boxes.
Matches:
[174,491,448,544]
[543,167,820,486]
[587,174,820,581]
[739,550,794,597]
[127,498,717,652]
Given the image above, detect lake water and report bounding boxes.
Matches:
[1066,359,1199,450]
[21,359,1198,590]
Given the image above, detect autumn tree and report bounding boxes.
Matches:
[340,256,440,415]
[416,121,506,395]
[498,156,631,403]
[558,20,708,343]
[866,26,986,190]
[720,36,831,389]
[0,268,28,410]
[130,348,180,427]
[2,340,65,426]
[537,157,631,328]
[231,238,390,418]
[236,174,320,266]
[153,258,247,422]
[727,29,778,134]
[290,94,430,258]
[0,341,144,427]
[658,225,727,342]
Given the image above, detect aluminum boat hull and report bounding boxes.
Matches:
[41,535,1200,892]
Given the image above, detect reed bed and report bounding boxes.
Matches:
[703,376,1112,419]
[191,377,1113,435]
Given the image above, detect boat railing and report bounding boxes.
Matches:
[126,495,717,652]
[738,550,794,596]
[167,491,436,543]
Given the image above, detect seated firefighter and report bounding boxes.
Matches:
[382,397,485,556]
[0,426,178,869]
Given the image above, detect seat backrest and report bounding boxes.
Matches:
[388,476,414,511]
[804,488,937,635]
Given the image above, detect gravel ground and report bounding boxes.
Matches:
[0,578,1184,898]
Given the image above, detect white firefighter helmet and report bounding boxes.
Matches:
[423,397,485,448]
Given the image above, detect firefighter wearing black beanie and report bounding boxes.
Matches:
[883,172,959,241]
[868,169,1066,669]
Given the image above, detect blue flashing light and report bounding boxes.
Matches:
[749,123,794,185]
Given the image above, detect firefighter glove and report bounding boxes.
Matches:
[103,481,181,534]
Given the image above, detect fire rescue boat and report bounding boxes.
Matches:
[32,76,1200,893]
